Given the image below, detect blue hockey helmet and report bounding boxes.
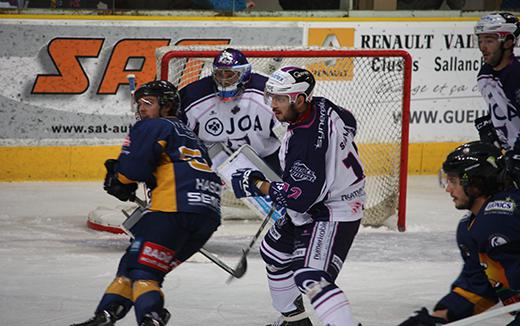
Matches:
[212,48,252,101]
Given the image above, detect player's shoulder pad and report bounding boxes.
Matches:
[179,76,215,108]
[483,190,520,215]
[315,97,357,131]
[245,73,268,93]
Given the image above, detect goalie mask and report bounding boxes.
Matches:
[475,12,520,44]
[212,48,252,102]
[264,66,316,106]
[441,141,503,196]
[133,80,180,118]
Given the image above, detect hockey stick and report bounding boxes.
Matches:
[445,301,520,326]
[123,197,247,279]
[226,205,276,284]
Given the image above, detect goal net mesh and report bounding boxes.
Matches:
[156,46,410,229]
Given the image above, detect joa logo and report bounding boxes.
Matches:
[307,28,355,81]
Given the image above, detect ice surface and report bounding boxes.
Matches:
[0,176,511,325]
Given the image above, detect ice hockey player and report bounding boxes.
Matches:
[70,80,221,326]
[231,66,366,326]
[399,141,520,325]
[178,48,282,174]
[473,12,520,185]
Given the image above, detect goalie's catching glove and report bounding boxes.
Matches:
[398,307,447,326]
[103,159,137,202]
[231,168,266,198]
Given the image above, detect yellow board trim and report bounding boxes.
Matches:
[0,142,463,181]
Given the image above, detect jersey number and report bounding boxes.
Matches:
[343,152,364,185]
[179,146,212,172]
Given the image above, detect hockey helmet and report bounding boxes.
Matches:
[264,66,315,105]
[134,80,180,115]
[212,48,252,101]
[475,12,520,43]
[442,141,503,195]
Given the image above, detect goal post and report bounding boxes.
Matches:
[156,46,412,231]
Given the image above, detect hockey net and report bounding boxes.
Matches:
[156,46,411,231]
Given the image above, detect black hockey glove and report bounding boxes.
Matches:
[503,151,520,189]
[398,307,447,326]
[103,159,137,202]
[474,114,500,147]
[231,168,266,198]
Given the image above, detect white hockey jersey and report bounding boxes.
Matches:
[178,73,281,158]
[477,57,520,151]
[276,97,366,226]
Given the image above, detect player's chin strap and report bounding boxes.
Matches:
[122,196,248,280]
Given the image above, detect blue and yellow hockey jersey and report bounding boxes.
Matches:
[115,117,221,219]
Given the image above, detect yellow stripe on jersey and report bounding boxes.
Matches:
[150,155,177,212]
[453,286,497,314]
[105,276,132,301]
[479,253,510,289]
[132,280,162,302]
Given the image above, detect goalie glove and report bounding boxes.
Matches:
[474,114,500,148]
[398,307,447,326]
[103,159,137,202]
[231,168,266,198]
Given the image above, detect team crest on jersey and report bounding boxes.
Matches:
[485,199,516,213]
[231,106,241,114]
[489,234,509,248]
[205,117,224,136]
[290,161,316,182]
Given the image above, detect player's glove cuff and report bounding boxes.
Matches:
[268,181,289,210]
[103,159,137,202]
[231,168,266,198]
[474,114,500,147]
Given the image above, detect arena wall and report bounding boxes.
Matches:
[0,14,498,180]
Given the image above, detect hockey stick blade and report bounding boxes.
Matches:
[198,247,246,279]
[226,205,276,284]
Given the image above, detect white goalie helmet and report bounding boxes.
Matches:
[474,12,520,43]
[264,66,316,105]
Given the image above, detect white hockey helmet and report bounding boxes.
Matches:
[264,66,316,105]
[474,12,520,43]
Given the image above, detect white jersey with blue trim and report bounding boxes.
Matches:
[477,57,520,150]
[279,97,366,226]
[178,73,281,158]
